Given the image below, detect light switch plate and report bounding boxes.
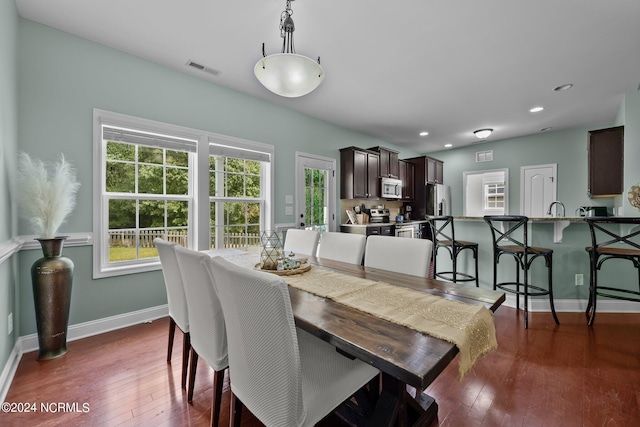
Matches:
[285,206,293,215]
[285,195,294,204]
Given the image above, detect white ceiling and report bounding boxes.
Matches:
[15,0,640,154]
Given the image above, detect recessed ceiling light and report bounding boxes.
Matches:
[553,83,573,91]
[529,106,544,113]
[444,144,452,148]
[474,129,493,139]
[540,127,553,132]
[419,131,429,136]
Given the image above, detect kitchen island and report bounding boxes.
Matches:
[447,216,586,243]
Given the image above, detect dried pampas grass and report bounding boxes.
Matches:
[17,152,81,239]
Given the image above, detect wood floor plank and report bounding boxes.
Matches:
[2,309,640,426]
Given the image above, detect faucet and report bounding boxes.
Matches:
[547,201,565,217]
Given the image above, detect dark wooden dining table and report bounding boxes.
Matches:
[285,256,505,427]
[211,249,505,426]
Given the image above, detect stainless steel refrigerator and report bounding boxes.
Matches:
[413,184,451,218]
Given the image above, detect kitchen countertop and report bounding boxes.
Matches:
[444,215,589,243]
[341,219,430,227]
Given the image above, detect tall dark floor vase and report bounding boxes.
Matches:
[31,237,74,361]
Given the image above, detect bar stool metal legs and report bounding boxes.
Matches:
[429,216,479,287]
[484,215,559,329]
[584,217,640,326]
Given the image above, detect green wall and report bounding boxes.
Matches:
[427,110,639,299]
[15,18,416,337]
[0,0,19,378]
[5,9,639,371]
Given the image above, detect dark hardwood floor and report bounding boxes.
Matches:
[2,307,640,426]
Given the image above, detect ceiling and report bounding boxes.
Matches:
[15,0,640,154]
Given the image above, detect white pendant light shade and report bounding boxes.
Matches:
[254,53,324,98]
[474,128,493,139]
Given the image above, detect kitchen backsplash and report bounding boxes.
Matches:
[340,199,404,224]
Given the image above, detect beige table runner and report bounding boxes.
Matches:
[285,266,497,378]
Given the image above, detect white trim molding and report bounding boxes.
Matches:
[1,304,168,402]
[15,233,93,250]
[0,240,21,265]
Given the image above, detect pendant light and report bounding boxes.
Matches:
[254,0,324,98]
[474,129,493,139]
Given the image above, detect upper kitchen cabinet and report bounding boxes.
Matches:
[368,146,399,178]
[405,155,444,184]
[340,147,380,199]
[398,159,414,200]
[588,126,624,198]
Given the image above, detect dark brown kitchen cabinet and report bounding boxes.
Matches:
[588,126,624,198]
[405,155,444,185]
[368,146,399,178]
[340,147,380,199]
[398,159,414,200]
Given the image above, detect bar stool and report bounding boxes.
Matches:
[584,216,640,326]
[484,215,559,328]
[429,216,479,287]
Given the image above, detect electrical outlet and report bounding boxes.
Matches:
[575,274,584,286]
[285,206,293,215]
[8,313,13,335]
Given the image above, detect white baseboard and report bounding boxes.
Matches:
[0,340,23,403]
[501,295,640,313]
[20,304,168,354]
[1,304,168,402]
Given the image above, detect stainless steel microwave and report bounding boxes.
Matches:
[381,177,402,199]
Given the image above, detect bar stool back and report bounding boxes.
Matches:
[484,215,559,328]
[584,216,640,326]
[429,216,479,287]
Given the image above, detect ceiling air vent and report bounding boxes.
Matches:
[186,60,221,77]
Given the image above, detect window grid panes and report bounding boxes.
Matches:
[484,183,505,209]
[304,167,328,232]
[105,139,191,263]
[210,156,263,249]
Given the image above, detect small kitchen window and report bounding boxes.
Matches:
[484,182,505,209]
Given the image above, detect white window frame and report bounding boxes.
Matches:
[93,109,274,278]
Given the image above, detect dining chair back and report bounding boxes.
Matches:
[283,229,321,256]
[174,246,228,427]
[154,238,190,389]
[317,232,366,264]
[364,235,433,278]
[206,256,379,427]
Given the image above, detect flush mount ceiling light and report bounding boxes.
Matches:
[419,131,429,136]
[254,0,324,98]
[474,129,493,139]
[554,83,573,92]
[529,106,544,113]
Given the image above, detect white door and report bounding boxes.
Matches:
[295,152,336,231]
[520,164,557,217]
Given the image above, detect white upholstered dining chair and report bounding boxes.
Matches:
[206,256,379,427]
[154,238,190,390]
[174,246,228,427]
[364,235,433,278]
[317,231,366,265]
[283,229,320,256]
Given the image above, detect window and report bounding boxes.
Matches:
[93,110,273,278]
[484,182,505,210]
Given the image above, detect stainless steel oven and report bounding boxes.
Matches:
[394,223,415,238]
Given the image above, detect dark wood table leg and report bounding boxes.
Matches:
[365,373,438,427]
